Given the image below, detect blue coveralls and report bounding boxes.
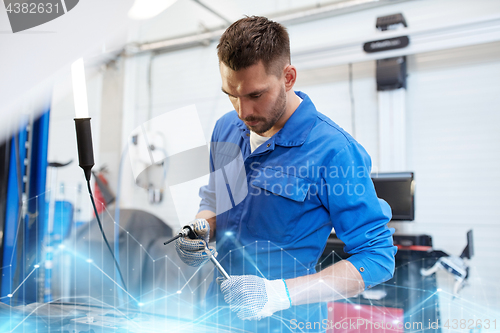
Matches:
[199,91,397,332]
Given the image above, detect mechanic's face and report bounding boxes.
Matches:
[220,61,287,135]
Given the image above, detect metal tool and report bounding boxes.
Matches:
[164,225,197,245]
[164,225,230,280]
[207,248,230,280]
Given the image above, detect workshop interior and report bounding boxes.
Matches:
[1,0,499,332]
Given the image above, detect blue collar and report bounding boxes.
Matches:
[232,91,317,147]
[274,91,317,147]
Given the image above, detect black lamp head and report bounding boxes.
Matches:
[74,117,95,181]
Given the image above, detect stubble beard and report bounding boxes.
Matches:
[245,86,287,135]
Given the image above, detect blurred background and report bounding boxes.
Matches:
[0,0,499,332]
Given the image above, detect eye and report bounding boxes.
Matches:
[249,94,262,99]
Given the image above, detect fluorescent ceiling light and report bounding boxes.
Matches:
[128,0,178,20]
[71,58,89,119]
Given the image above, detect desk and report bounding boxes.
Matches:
[319,234,442,333]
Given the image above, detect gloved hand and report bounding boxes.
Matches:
[175,218,217,267]
[220,275,292,320]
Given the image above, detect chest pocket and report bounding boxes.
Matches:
[245,168,314,243]
[251,169,312,202]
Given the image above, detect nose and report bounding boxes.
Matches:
[236,98,252,120]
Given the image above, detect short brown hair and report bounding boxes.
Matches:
[217,16,290,77]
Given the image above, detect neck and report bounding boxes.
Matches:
[260,90,301,137]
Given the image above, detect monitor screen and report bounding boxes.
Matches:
[371,172,414,221]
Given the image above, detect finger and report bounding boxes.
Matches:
[221,284,234,304]
[221,278,237,304]
[176,237,206,251]
[208,246,218,258]
[192,219,209,237]
[223,279,247,310]
[220,276,240,294]
[231,295,246,311]
[228,292,246,312]
[175,247,210,265]
[175,246,206,258]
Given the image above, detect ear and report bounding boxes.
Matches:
[283,65,297,92]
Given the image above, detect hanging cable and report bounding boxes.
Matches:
[72,58,129,297]
[86,180,128,293]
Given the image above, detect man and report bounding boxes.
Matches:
[175,16,397,332]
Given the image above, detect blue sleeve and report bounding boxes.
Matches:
[198,122,218,214]
[323,142,397,289]
[198,161,216,213]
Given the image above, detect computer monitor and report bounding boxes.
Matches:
[371,172,414,221]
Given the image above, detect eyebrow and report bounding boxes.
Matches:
[221,87,268,98]
[221,87,233,96]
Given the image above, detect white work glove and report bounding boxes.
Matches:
[220,275,292,320]
[175,219,217,267]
